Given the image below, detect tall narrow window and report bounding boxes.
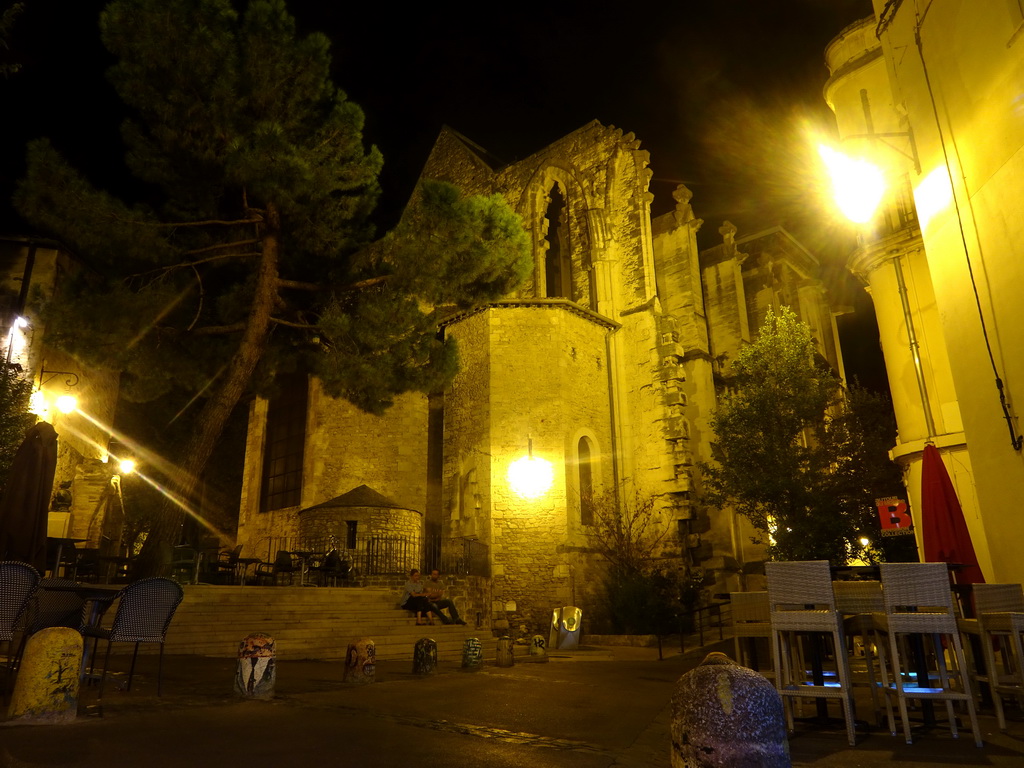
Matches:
[260,374,307,512]
[579,436,595,526]
[544,185,572,298]
[346,520,358,549]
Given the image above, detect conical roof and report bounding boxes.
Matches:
[298,484,406,513]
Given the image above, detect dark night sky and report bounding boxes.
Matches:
[0,0,887,389]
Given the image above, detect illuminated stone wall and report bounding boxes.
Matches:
[237,386,429,556]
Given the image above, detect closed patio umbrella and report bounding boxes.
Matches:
[0,421,58,572]
[920,443,984,584]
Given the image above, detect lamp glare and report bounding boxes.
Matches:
[118,458,137,475]
[508,455,553,499]
[817,145,886,224]
[55,395,78,414]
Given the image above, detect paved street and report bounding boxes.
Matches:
[2,641,1023,767]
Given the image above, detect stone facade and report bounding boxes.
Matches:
[1,237,121,554]
[235,122,847,633]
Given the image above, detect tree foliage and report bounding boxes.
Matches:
[0,2,23,78]
[701,307,904,563]
[0,368,34,499]
[14,0,531,571]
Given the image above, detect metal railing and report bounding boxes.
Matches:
[424,534,490,577]
[254,532,421,576]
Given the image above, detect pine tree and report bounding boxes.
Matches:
[14,0,531,573]
[701,307,902,563]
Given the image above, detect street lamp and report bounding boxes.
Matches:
[817,144,886,224]
[507,437,553,499]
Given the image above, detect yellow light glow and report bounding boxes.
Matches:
[28,390,48,417]
[507,455,553,499]
[914,166,953,233]
[55,394,78,414]
[118,458,137,475]
[859,537,871,547]
[14,316,28,329]
[817,144,886,224]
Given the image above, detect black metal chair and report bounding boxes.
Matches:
[81,577,184,699]
[0,561,40,701]
[169,545,202,585]
[255,550,296,586]
[314,549,350,587]
[211,544,242,584]
[12,577,86,671]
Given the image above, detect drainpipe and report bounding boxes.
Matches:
[892,253,936,441]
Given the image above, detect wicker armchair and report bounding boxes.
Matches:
[833,579,888,726]
[765,560,858,746]
[730,591,772,673]
[971,583,1024,731]
[875,562,982,747]
[0,561,40,701]
[81,577,184,700]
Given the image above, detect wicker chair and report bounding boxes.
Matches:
[765,560,858,746]
[0,561,40,701]
[875,562,982,747]
[12,577,87,671]
[833,579,889,727]
[971,583,1024,731]
[81,577,184,700]
[730,591,772,673]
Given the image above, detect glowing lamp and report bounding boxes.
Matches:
[55,394,78,414]
[118,458,137,475]
[817,144,886,224]
[507,438,553,499]
[859,537,871,547]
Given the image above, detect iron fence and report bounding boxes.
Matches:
[254,532,421,576]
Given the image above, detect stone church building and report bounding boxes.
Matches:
[235,121,847,632]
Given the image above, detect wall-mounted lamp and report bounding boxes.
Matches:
[507,436,553,499]
[38,361,80,389]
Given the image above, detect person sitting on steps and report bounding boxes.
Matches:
[400,568,433,625]
[424,568,467,625]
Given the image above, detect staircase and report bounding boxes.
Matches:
[153,585,495,662]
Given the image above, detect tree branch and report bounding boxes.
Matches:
[186,238,260,256]
[269,317,320,330]
[192,322,247,336]
[278,279,323,291]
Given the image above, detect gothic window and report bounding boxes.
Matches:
[259,374,307,512]
[544,184,572,299]
[578,436,595,526]
[346,520,358,549]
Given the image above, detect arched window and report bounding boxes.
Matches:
[544,184,572,298]
[578,436,595,526]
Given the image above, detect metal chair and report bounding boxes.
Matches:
[765,560,858,746]
[730,591,772,673]
[1,561,41,701]
[11,577,87,675]
[211,544,242,584]
[255,550,296,586]
[875,562,982,747]
[169,545,202,585]
[81,577,184,700]
[971,583,1024,731]
[313,549,350,587]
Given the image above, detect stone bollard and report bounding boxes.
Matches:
[461,637,483,671]
[529,634,548,662]
[413,638,438,675]
[7,627,82,724]
[234,632,276,699]
[671,652,790,768]
[496,635,515,667]
[343,638,376,684]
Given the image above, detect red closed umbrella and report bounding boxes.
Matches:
[0,421,58,573]
[920,443,984,584]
